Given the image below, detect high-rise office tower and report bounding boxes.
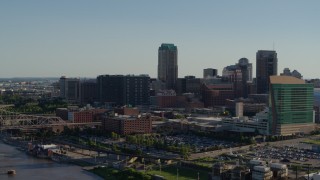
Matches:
[59,76,80,102]
[203,68,218,78]
[158,43,178,90]
[238,58,252,82]
[256,50,278,94]
[238,58,252,98]
[80,80,97,105]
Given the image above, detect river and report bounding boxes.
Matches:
[0,141,102,180]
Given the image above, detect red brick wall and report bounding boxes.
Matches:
[122,117,152,135]
[73,111,93,123]
[102,116,152,135]
[114,108,139,116]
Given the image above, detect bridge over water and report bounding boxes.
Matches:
[0,105,100,130]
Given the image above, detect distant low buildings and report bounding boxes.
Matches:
[150,90,186,108]
[308,79,320,88]
[221,117,269,135]
[222,58,252,98]
[225,98,267,117]
[176,76,201,95]
[150,90,203,109]
[204,68,218,78]
[280,68,302,79]
[152,116,222,134]
[202,82,234,107]
[211,160,288,180]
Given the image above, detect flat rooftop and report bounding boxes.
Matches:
[270,75,305,84]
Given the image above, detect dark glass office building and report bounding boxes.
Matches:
[256,50,277,94]
[97,75,150,106]
[158,43,178,90]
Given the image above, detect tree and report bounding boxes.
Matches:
[112,144,120,152]
[135,149,143,155]
[175,114,184,119]
[88,139,95,147]
[111,132,119,140]
[249,137,256,145]
[63,126,72,135]
[180,145,190,160]
[221,111,230,116]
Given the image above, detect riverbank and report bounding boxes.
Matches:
[0,135,113,179]
[0,135,97,165]
[0,140,103,180]
[0,135,212,180]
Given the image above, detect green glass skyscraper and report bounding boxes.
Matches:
[269,76,314,135]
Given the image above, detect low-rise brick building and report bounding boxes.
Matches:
[102,114,152,135]
[56,107,107,123]
[114,107,139,116]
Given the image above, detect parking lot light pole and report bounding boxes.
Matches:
[307,164,310,180]
[176,168,179,180]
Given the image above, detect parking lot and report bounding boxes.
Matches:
[164,134,235,152]
[247,145,320,162]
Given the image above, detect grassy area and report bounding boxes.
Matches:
[147,165,208,180]
[194,156,217,162]
[89,167,119,180]
[303,139,320,145]
[192,161,212,169]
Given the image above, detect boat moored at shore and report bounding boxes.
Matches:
[7,169,16,175]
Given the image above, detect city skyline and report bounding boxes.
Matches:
[1,1,319,78]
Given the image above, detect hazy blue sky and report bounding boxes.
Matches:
[0,1,319,79]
